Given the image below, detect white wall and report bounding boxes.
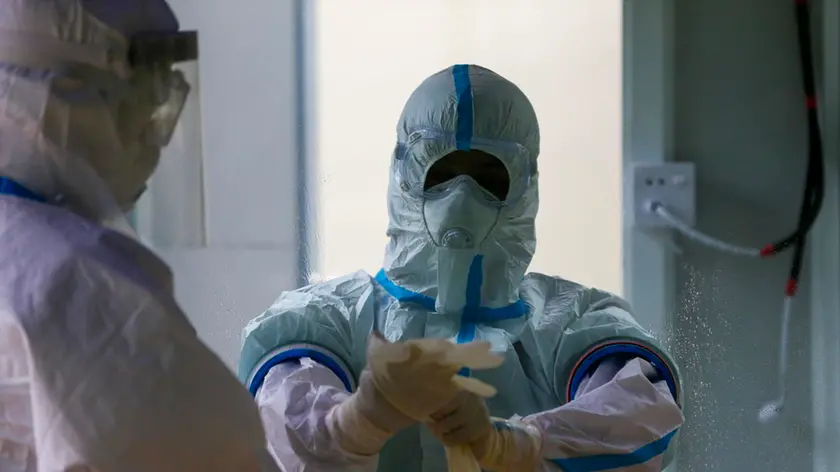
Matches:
[314,0,624,294]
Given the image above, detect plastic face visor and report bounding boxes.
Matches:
[127,30,199,147]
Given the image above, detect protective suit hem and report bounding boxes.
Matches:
[566,341,679,405]
[247,345,355,396]
[549,427,679,472]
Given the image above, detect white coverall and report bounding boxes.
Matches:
[239,65,685,471]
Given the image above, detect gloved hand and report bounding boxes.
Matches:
[427,391,492,448]
[365,332,466,420]
[328,332,487,456]
[327,366,416,456]
[428,393,544,472]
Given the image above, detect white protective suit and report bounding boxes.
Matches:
[0,1,276,471]
[239,65,685,471]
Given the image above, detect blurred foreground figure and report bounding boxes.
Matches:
[240,64,685,471]
[0,1,278,470]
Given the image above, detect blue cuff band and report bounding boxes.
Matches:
[568,342,679,403]
[247,347,354,396]
[551,428,679,472]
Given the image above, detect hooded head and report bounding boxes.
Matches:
[382,64,540,315]
[0,0,186,224]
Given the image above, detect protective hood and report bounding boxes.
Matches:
[381,64,540,315]
[0,0,179,228]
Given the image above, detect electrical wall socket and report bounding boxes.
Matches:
[631,162,696,229]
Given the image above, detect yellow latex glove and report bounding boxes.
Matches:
[429,392,543,471]
[429,392,492,447]
[328,332,504,458]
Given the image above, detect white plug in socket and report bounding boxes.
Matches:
[631,162,696,229]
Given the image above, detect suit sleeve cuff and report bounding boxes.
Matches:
[566,341,679,404]
[246,343,355,396]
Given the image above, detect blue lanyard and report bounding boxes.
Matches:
[0,177,47,203]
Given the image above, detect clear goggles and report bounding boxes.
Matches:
[393,128,534,207]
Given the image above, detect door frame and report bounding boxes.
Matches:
[809,1,840,471]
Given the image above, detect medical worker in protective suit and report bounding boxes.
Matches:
[240,64,685,471]
[0,1,277,471]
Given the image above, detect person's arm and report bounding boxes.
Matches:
[532,289,685,471]
[442,355,680,472]
[256,358,381,472]
[238,275,372,470]
[256,332,497,471]
[431,285,684,472]
[522,285,684,471]
[241,274,441,471]
[522,355,682,471]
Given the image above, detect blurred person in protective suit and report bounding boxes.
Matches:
[0,1,278,470]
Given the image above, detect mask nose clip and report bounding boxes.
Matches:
[441,228,474,249]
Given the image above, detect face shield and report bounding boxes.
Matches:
[128,31,206,246]
[0,4,203,239]
[127,30,200,150]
